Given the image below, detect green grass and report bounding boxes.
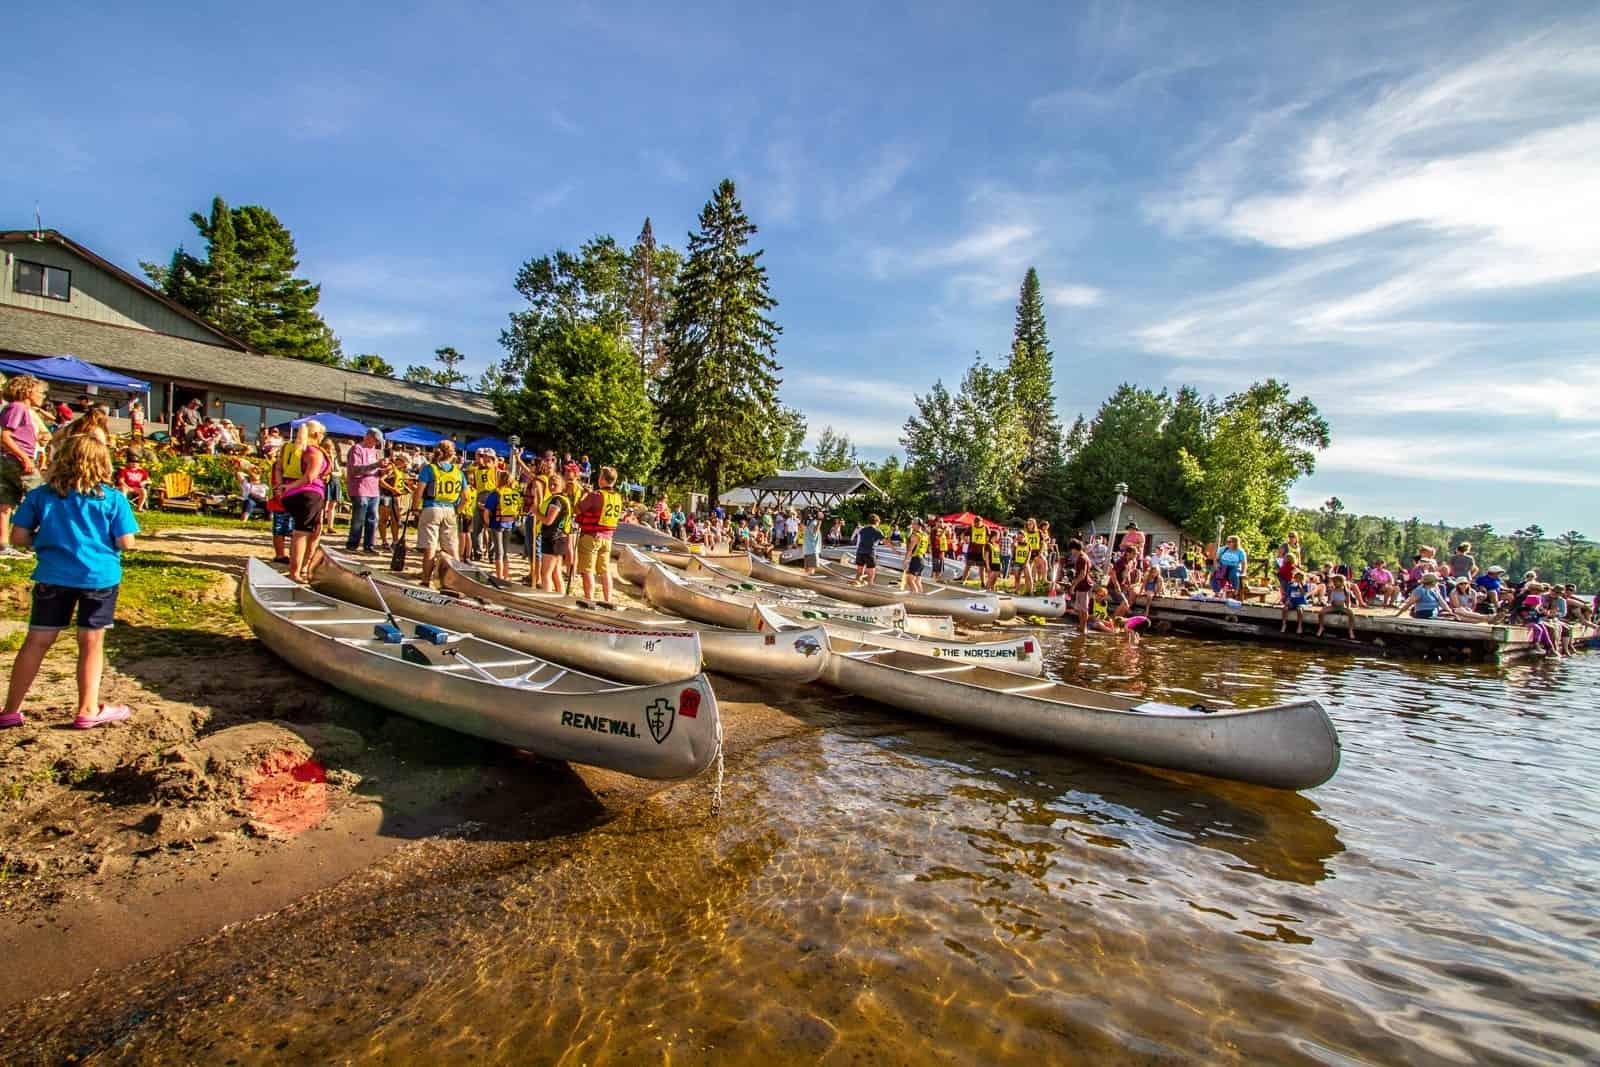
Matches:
[134,509,248,532]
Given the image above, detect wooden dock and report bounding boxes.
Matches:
[1141,595,1548,663]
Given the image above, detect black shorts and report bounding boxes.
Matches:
[31,582,119,631]
[540,529,568,556]
[283,491,325,533]
[908,557,925,576]
[854,551,876,568]
[967,545,985,563]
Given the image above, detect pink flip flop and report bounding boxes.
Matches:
[0,711,24,729]
[73,705,132,729]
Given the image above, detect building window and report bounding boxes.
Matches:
[223,402,262,440]
[263,407,301,433]
[13,259,71,301]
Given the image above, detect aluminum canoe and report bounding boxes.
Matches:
[241,558,720,780]
[440,556,827,683]
[681,553,956,637]
[651,549,753,575]
[816,556,1065,620]
[758,601,1045,676]
[748,553,1003,626]
[821,543,967,582]
[311,549,703,685]
[752,604,1339,791]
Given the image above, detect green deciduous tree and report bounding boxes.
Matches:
[142,196,339,363]
[494,321,659,479]
[656,179,783,504]
[811,426,859,471]
[775,406,809,469]
[346,353,394,377]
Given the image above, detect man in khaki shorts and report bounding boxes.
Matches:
[573,465,623,608]
[411,442,464,586]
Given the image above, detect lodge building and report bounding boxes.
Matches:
[0,229,497,439]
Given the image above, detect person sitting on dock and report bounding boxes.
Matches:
[1281,570,1309,633]
[1214,536,1246,595]
[1315,574,1359,639]
[1133,556,1163,617]
[1393,572,1457,621]
[1448,579,1485,619]
[1360,559,1399,606]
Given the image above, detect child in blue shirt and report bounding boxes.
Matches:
[2,434,139,730]
[1280,570,1309,634]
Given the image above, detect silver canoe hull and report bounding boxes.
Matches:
[440,557,826,683]
[242,559,720,780]
[821,547,1066,619]
[759,603,1045,676]
[752,604,1339,790]
[749,554,1003,626]
[311,550,703,685]
[679,553,916,628]
[640,561,830,680]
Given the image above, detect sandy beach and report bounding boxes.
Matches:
[0,524,821,1022]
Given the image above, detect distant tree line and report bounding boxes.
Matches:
[1289,502,1597,589]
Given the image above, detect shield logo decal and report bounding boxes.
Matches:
[645,697,675,744]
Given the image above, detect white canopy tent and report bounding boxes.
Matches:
[722,464,884,511]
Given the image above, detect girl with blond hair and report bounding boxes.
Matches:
[2,434,139,730]
[278,420,328,582]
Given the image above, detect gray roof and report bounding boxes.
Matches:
[747,464,883,497]
[0,229,498,430]
[0,305,498,430]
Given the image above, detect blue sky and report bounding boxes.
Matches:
[7,2,1599,533]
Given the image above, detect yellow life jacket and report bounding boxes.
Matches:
[970,523,988,546]
[280,443,305,479]
[471,463,500,492]
[496,484,523,521]
[987,539,1003,564]
[935,530,949,553]
[599,489,623,529]
[426,462,462,505]
[458,486,477,514]
[1027,530,1041,551]
[911,531,930,556]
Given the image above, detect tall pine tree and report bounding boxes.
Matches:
[1007,267,1065,517]
[627,218,677,380]
[143,197,339,364]
[656,179,782,505]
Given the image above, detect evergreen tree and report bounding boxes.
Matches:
[1007,268,1063,513]
[142,197,339,363]
[627,218,679,379]
[656,179,783,504]
[775,406,809,469]
[432,346,469,389]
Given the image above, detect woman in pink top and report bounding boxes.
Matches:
[280,421,328,582]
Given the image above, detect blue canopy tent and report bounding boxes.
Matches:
[274,411,369,438]
[463,436,511,456]
[0,354,149,393]
[385,425,443,447]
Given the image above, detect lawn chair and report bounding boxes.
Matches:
[158,471,203,512]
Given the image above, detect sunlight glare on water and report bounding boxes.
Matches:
[105,635,1600,1064]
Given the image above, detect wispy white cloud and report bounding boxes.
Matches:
[1049,284,1104,308]
[548,107,581,135]
[821,143,916,221]
[1316,435,1600,488]
[528,183,574,213]
[788,372,917,414]
[1141,26,1600,360]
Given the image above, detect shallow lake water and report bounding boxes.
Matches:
[28,633,1600,1064]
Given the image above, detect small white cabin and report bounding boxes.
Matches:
[1085,498,1191,553]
